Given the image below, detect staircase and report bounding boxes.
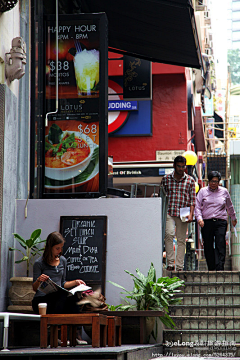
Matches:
[163,271,240,357]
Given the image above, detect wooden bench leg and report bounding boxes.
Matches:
[68,325,77,347]
[40,317,48,348]
[60,325,68,347]
[100,322,107,347]
[50,325,58,348]
[92,316,100,347]
[116,317,121,346]
[72,325,77,347]
[107,317,116,347]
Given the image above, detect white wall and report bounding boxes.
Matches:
[15,198,162,307]
[0,3,21,311]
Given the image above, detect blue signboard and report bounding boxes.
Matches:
[108,100,138,111]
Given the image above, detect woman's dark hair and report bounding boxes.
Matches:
[174,155,186,166]
[208,171,221,181]
[42,231,65,264]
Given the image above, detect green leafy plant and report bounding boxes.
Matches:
[9,229,46,277]
[108,262,184,330]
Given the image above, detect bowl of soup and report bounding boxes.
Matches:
[45,131,95,181]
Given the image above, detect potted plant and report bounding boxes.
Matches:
[108,262,184,343]
[8,229,46,312]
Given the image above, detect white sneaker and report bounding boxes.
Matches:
[76,339,88,345]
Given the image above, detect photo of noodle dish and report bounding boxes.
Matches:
[45,124,96,181]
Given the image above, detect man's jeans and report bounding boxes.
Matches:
[165,214,188,270]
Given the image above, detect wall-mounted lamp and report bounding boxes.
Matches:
[0,0,18,12]
[5,37,26,82]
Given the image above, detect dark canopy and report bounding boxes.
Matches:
[78,0,203,69]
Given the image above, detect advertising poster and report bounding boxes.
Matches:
[44,119,99,193]
[46,17,100,121]
[214,90,226,121]
[43,14,108,195]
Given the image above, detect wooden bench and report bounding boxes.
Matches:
[40,313,108,348]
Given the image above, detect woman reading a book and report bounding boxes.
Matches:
[32,231,87,315]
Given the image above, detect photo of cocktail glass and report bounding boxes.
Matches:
[74,48,99,96]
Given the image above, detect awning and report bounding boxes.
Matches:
[194,106,206,152]
[79,0,203,69]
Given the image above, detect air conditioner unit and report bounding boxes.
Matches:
[204,10,211,24]
[196,4,206,11]
[205,17,211,25]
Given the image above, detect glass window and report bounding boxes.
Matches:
[232,31,240,40]
[232,2,240,10]
[232,40,240,48]
[232,11,240,20]
[232,21,240,29]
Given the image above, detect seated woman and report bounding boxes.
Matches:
[32,231,85,314]
[32,231,88,344]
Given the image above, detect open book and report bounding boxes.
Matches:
[38,278,91,297]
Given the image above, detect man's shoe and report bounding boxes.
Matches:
[166,265,175,271]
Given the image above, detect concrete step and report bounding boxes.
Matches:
[182,282,240,294]
[163,329,240,342]
[179,292,240,305]
[169,304,240,316]
[163,270,239,357]
[171,270,240,283]
[171,315,240,330]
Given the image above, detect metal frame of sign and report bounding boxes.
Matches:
[30,10,108,199]
[60,215,107,295]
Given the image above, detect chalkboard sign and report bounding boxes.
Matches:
[60,216,107,294]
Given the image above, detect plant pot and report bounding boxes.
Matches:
[146,316,156,340]
[8,277,35,313]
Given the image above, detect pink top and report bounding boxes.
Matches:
[195,185,236,222]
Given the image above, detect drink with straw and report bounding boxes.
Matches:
[74,48,99,96]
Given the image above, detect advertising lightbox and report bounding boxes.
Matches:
[44,14,108,197]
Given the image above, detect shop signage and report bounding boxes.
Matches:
[123,55,151,99]
[44,14,108,197]
[108,100,138,111]
[113,167,173,177]
[108,79,152,135]
[156,150,185,162]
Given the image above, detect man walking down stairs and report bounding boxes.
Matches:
[163,271,239,357]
